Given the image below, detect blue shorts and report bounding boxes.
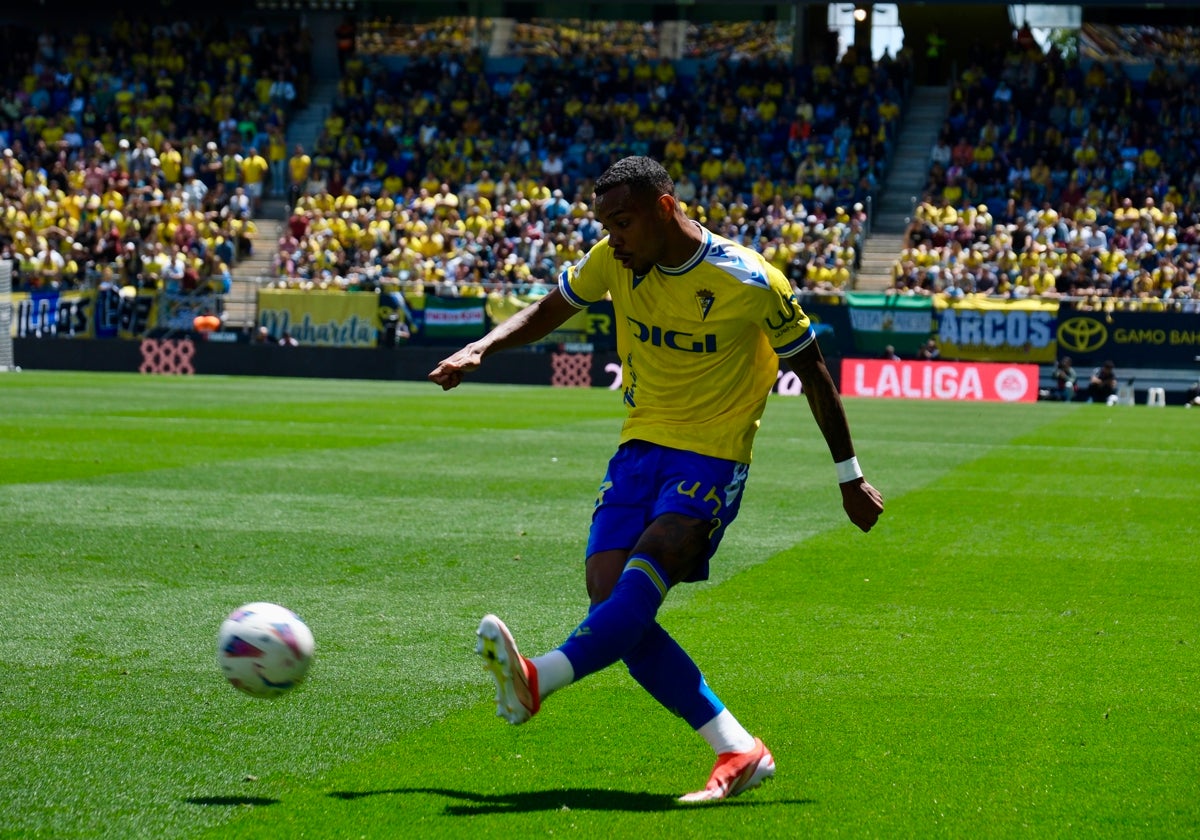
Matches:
[586,439,750,582]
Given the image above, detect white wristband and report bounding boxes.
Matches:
[835,456,863,484]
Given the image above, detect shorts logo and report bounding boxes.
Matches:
[595,479,613,508]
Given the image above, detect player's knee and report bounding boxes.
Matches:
[585,549,629,605]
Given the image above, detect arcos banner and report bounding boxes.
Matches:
[933,298,1058,363]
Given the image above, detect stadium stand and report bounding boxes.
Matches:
[262,16,913,299]
[0,14,310,294]
[4,6,1198,360]
[1,12,918,310]
[889,23,1199,313]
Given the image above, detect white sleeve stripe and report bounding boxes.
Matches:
[557,271,592,309]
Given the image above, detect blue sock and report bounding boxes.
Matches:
[559,554,669,681]
[624,622,725,730]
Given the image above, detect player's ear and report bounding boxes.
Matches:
[656,192,676,219]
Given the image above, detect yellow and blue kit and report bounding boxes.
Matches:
[558,222,815,465]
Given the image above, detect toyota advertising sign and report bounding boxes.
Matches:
[841,359,1039,402]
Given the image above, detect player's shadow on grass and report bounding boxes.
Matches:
[329,787,811,814]
[186,795,280,807]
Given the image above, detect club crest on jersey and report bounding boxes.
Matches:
[695,289,715,321]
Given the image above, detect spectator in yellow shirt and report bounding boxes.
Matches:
[158,141,183,185]
[267,126,288,197]
[288,144,311,203]
[699,153,723,186]
[722,151,747,186]
[241,147,269,214]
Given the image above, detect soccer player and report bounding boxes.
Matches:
[429,156,884,802]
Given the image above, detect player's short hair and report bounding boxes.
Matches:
[595,156,674,201]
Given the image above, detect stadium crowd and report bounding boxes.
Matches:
[895,25,1200,311]
[0,13,311,294]
[4,11,1200,315]
[0,14,909,299]
[272,16,909,296]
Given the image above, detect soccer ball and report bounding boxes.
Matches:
[217,602,314,699]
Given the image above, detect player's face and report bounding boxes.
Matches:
[594,184,668,275]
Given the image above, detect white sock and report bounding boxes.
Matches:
[697,709,756,755]
[528,650,574,701]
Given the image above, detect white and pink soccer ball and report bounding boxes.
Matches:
[217,602,314,699]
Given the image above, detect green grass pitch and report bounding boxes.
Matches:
[1,370,1197,838]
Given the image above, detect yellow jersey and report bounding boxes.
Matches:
[559,224,814,463]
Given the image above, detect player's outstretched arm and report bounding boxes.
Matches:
[786,340,884,532]
[428,288,579,390]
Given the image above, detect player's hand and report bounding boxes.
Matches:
[428,346,483,391]
[840,479,883,532]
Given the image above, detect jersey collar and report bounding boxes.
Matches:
[660,221,712,276]
[634,222,711,287]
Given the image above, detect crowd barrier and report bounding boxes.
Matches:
[12,287,1200,364]
[17,335,1197,406]
[11,286,1199,404]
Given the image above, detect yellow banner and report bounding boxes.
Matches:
[257,289,380,347]
[485,292,527,325]
[486,292,591,345]
[933,297,1059,362]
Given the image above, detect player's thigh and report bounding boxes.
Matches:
[629,512,715,585]
[648,448,750,582]
[586,441,749,587]
[584,511,710,601]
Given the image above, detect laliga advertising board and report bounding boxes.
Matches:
[840,359,1039,402]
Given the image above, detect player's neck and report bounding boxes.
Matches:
[659,219,706,272]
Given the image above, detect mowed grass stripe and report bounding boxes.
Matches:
[2,372,1197,838]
